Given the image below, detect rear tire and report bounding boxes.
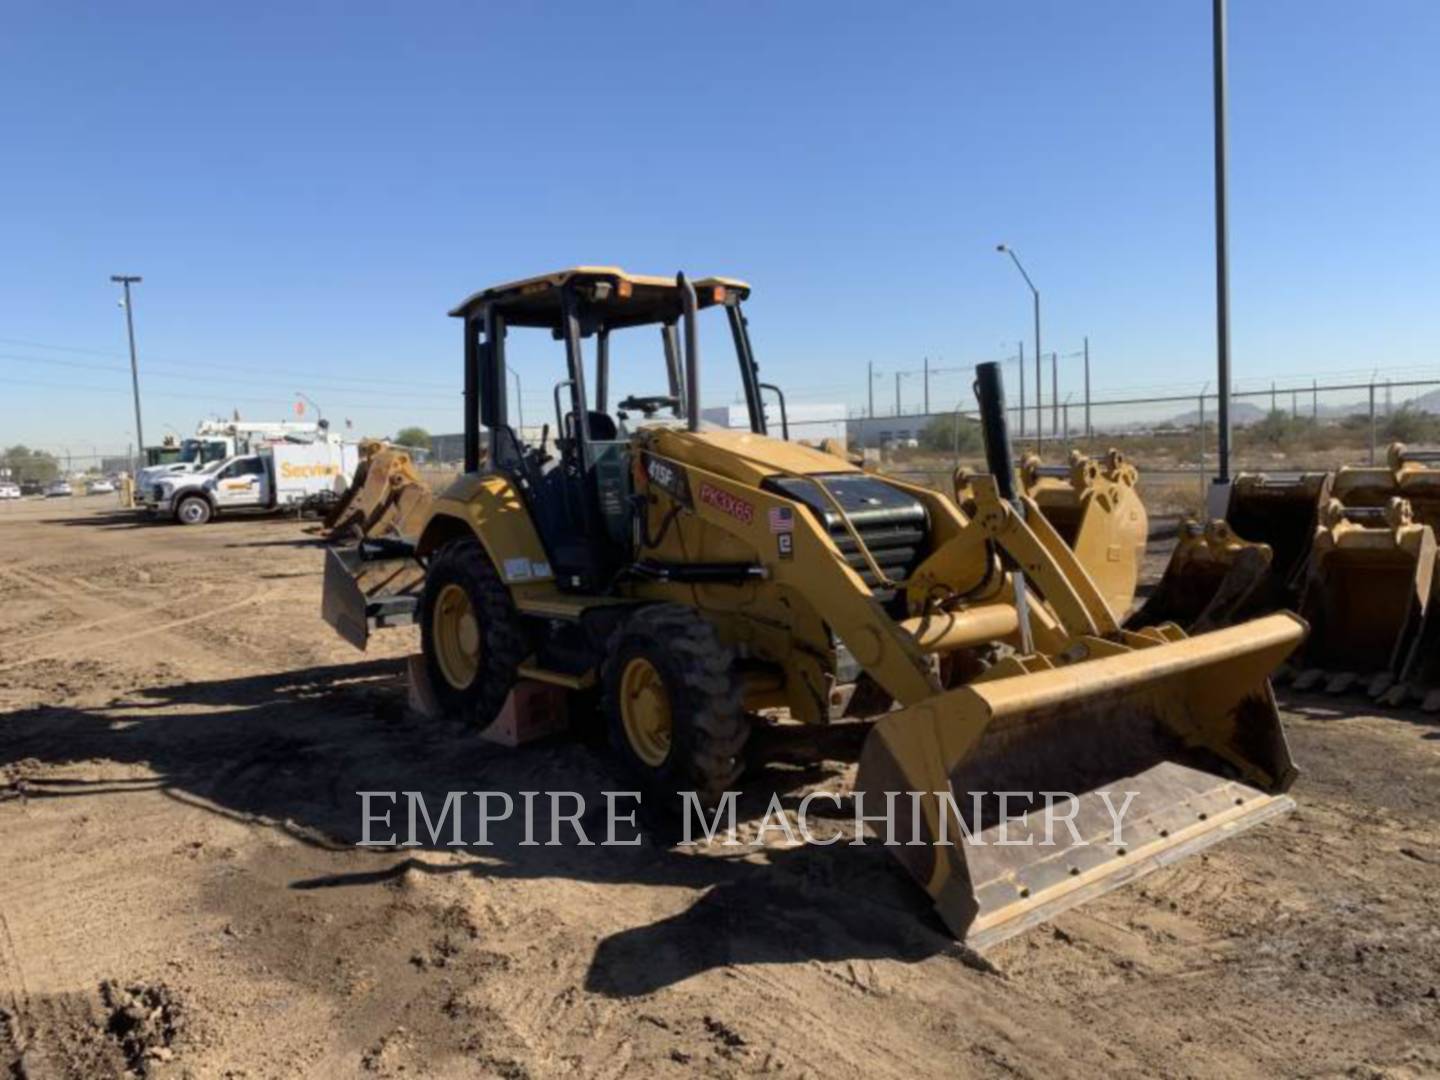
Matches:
[419,539,527,729]
[603,604,748,808]
[175,495,212,526]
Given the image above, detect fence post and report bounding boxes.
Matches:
[1369,382,1377,464]
[1063,402,1069,439]
[1312,379,1317,422]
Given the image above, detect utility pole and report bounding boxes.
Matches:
[895,370,902,416]
[1212,0,1233,486]
[1083,336,1091,438]
[923,357,930,415]
[111,275,144,475]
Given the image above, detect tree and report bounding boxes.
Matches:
[393,427,432,451]
[1,445,60,483]
[919,413,982,454]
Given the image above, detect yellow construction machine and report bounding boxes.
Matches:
[322,267,1306,947]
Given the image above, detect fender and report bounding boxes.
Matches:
[416,472,554,586]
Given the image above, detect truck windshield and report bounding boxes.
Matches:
[179,439,230,464]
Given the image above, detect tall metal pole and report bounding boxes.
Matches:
[111,275,144,475]
[1017,342,1026,441]
[1212,0,1233,484]
[1050,351,1058,436]
[894,371,901,416]
[867,361,874,418]
[1083,336,1091,437]
[1033,289,1042,448]
[923,357,930,415]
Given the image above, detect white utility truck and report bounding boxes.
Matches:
[135,419,332,505]
[152,439,360,525]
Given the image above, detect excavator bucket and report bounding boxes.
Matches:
[959,449,1149,618]
[1223,472,1332,607]
[1288,499,1436,698]
[855,613,1305,949]
[1127,519,1274,633]
[324,443,432,543]
[1333,443,1440,530]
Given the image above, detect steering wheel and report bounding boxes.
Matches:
[617,394,681,418]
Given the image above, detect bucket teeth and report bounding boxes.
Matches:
[1291,668,1327,692]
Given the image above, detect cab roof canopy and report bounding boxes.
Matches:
[448,266,751,331]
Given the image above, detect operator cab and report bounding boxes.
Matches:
[449,267,787,590]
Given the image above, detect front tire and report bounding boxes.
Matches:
[603,604,748,807]
[419,540,527,728]
[175,495,212,526]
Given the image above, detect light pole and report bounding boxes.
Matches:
[996,245,1040,449]
[110,275,144,474]
[1212,0,1233,487]
[296,392,323,423]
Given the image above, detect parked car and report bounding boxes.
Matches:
[19,480,43,496]
[88,478,116,495]
[0,482,20,500]
[45,480,74,497]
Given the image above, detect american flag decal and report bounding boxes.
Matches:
[768,506,794,533]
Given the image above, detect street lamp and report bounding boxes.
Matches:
[110,275,144,474]
[995,245,1041,448]
[295,392,324,424]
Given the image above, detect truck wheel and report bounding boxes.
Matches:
[603,604,748,808]
[175,495,212,525]
[419,540,527,728]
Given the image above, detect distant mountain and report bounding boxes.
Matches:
[1166,401,1266,428]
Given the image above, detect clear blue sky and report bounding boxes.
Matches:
[2,1,1437,459]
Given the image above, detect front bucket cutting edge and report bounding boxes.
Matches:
[854,612,1306,948]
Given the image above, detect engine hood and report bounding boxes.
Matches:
[644,427,860,486]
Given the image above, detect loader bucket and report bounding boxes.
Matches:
[855,613,1305,948]
[1224,473,1331,604]
[1127,520,1274,633]
[1291,501,1435,693]
[321,542,424,650]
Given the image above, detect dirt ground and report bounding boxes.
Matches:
[2,498,1438,1079]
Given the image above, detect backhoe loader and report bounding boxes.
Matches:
[322,267,1305,947]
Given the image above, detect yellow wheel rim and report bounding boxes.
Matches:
[432,583,480,689]
[620,657,672,767]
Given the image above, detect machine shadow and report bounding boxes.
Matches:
[0,663,961,995]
